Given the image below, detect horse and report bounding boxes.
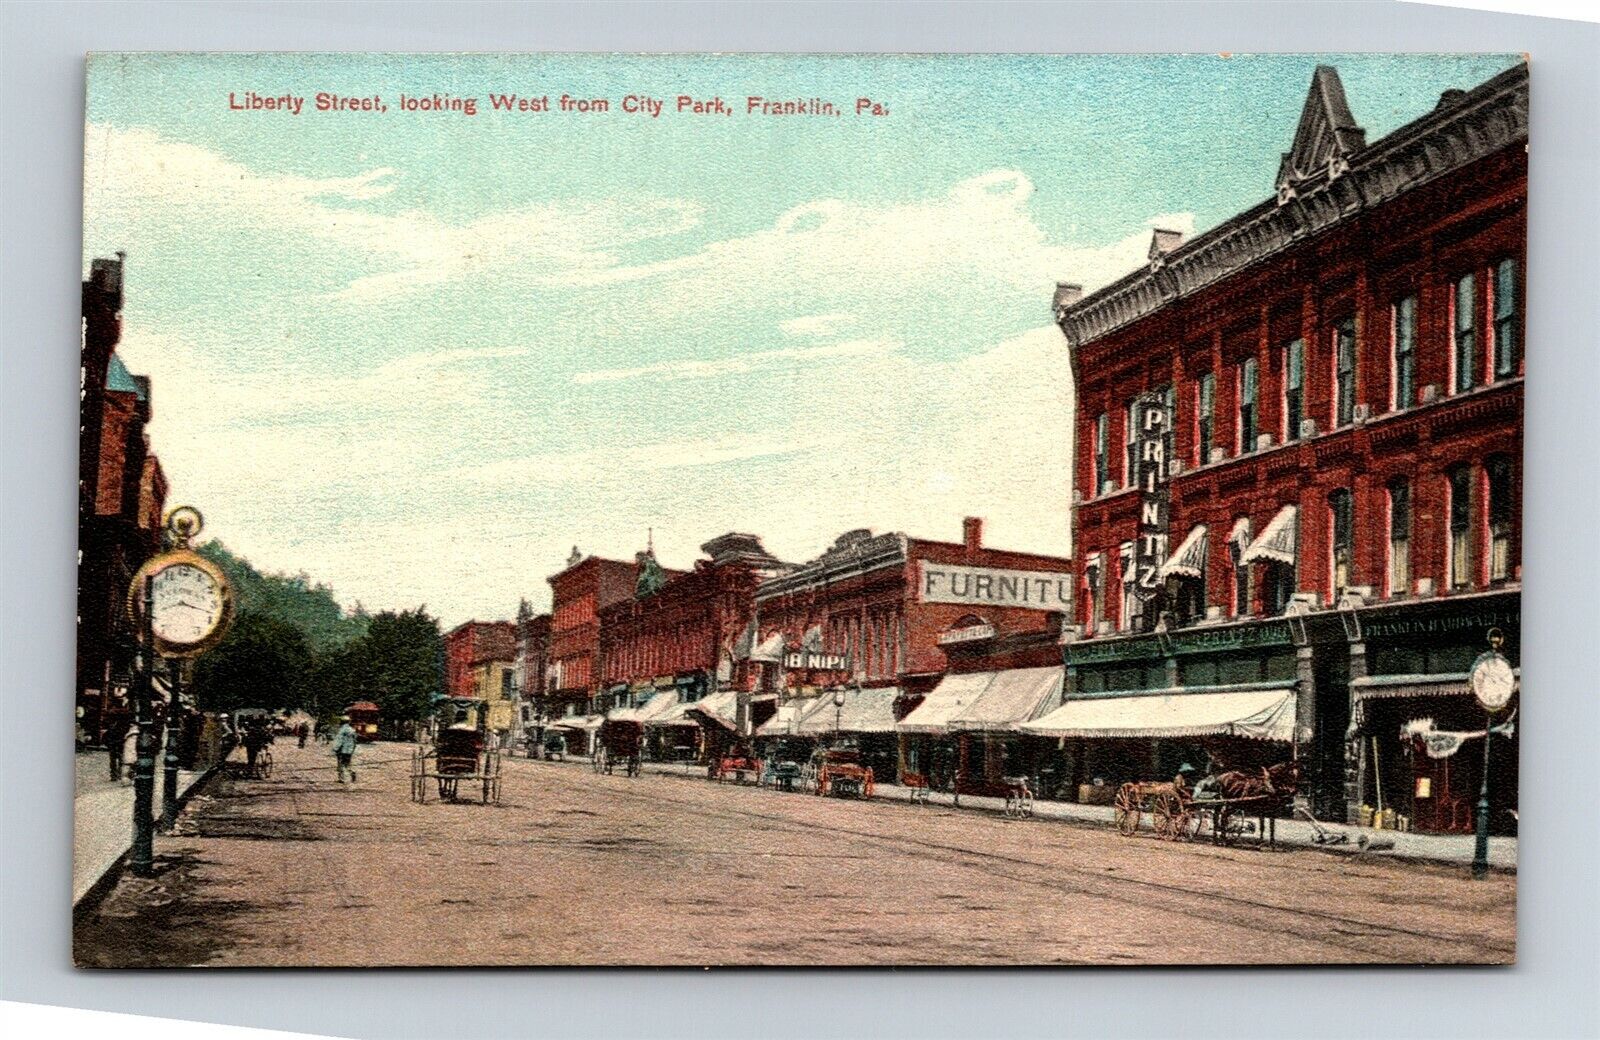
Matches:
[1215,758,1302,801]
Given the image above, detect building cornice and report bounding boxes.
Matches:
[1056,63,1528,350]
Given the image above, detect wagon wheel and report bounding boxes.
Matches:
[1153,792,1194,840]
[1214,804,1236,846]
[1114,785,1141,836]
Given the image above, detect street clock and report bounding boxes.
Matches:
[126,507,235,658]
[1470,628,1516,714]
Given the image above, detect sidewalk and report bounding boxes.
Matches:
[73,750,210,905]
[558,755,1518,872]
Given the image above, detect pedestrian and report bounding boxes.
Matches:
[297,721,309,749]
[103,701,132,782]
[241,715,273,777]
[333,714,358,785]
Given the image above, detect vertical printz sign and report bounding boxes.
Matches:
[1133,391,1171,601]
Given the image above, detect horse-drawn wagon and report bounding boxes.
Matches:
[593,717,643,777]
[1113,760,1302,846]
[410,698,502,804]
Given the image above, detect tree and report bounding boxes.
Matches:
[361,608,444,723]
[198,540,368,651]
[191,611,312,715]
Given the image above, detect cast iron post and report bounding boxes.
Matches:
[130,577,159,877]
[159,657,182,831]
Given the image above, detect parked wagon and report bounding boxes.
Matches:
[813,746,874,799]
[410,698,502,804]
[710,744,760,784]
[1113,760,1302,846]
[593,717,643,777]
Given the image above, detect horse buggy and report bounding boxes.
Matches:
[813,746,874,799]
[758,739,810,792]
[410,698,502,804]
[593,718,643,777]
[1113,760,1302,847]
[709,744,760,784]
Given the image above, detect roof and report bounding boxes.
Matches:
[756,530,908,601]
[1056,62,1528,348]
[1021,684,1298,742]
[947,667,1062,732]
[105,355,147,401]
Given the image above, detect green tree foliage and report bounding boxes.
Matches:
[198,540,368,652]
[191,611,311,714]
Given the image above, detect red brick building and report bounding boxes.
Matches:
[1050,63,1525,828]
[544,550,646,717]
[77,255,169,742]
[598,533,787,710]
[513,600,551,728]
[443,620,517,700]
[751,518,1072,781]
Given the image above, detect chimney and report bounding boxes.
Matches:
[1052,282,1083,317]
[963,516,984,552]
[1148,228,1185,262]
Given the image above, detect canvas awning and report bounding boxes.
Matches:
[553,715,603,732]
[750,632,786,663]
[649,698,698,726]
[793,686,901,736]
[1350,672,1518,702]
[1228,516,1252,549]
[1020,684,1298,742]
[754,702,807,738]
[946,667,1062,732]
[687,690,740,731]
[897,672,996,734]
[1159,524,1209,580]
[1241,505,1298,566]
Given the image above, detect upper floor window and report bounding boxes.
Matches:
[1492,257,1520,381]
[1196,371,1215,465]
[1329,489,1353,602]
[1448,464,1473,589]
[1093,412,1109,496]
[1387,479,1410,598]
[1333,318,1357,427]
[1452,272,1478,393]
[1487,455,1515,583]
[1124,397,1139,487]
[1228,520,1251,617]
[1392,295,1417,411]
[1237,356,1258,454]
[1283,339,1304,442]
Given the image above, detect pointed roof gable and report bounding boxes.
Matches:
[1276,65,1367,201]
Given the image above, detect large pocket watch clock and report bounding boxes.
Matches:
[125,506,235,659]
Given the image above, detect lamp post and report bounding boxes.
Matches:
[832,687,846,740]
[129,577,159,877]
[159,657,184,831]
[1469,628,1516,880]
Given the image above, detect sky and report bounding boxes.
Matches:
[83,52,1522,626]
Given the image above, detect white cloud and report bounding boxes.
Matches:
[571,337,897,385]
[780,313,855,338]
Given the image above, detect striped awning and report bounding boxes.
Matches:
[1228,516,1252,549]
[1350,672,1518,702]
[1241,505,1298,566]
[1159,525,1209,580]
[1021,684,1298,742]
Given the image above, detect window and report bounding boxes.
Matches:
[1263,560,1296,616]
[1392,295,1417,411]
[1487,456,1515,583]
[1229,524,1251,616]
[1329,489,1353,602]
[1492,258,1519,380]
[1083,561,1101,633]
[1333,318,1356,427]
[1237,356,1258,454]
[1119,543,1136,632]
[1387,480,1410,597]
[1093,412,1109,495]
[1196,371,1215,464]
[1448,465,1473,589]
[1452,272,1477,393]
[1125,398,1139,487]
[1283,339,1304,441]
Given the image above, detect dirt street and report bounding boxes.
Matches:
[74,742,1516,967]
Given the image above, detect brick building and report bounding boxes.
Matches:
[513,600,551,732]
[752,518,1072,782]
[544,550,647,719]
[1046,63,1525,829]
[77,255,169,742]
[443,620,517,735]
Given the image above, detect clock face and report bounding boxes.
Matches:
[1471,653,1516,712]
[151,562,225,646]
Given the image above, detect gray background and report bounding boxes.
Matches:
[3,2,1596,1038]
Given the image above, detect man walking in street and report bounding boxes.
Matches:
[333,714,358,785]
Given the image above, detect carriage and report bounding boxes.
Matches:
[592,717,643,777]
[812,746,875,799]
[409,697,502,804]
[1113,760,1302,846]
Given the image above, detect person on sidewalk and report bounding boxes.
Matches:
[333,714,358,785]
[297,721,309,749]
[103,701,132,782]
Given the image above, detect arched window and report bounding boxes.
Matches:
[1386,479,1411,597]
[1452,273,1478,393]
[1448,465,1474,590]
[1392,295,1417,412]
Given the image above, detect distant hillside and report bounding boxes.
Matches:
[198,540,369,651]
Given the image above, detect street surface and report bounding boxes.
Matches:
[74,742,1516,967]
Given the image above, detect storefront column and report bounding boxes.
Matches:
[1293,645,1316,817]
[1344,641,1369,825]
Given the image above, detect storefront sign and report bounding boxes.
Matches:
[784,651,846,671]
[1168,620,1294,655]
[1132,391,1171,601]
[938,622,997,645]
[919,562,1073,610]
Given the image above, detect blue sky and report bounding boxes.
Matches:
[83,52,1520,625]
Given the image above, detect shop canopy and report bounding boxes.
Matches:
[754,702,807,738]
[947,667,1063,732]
[793,687,901,736]
[1350,671,1519,702]
[897,672,995,734]
[552,715,603,732]
[1020,684,1298,742]
[1159,524,1209,581]
[1241,505,1298,566]
[649,698,699,727]
[687,690,740,731]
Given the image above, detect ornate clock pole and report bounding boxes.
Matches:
[125,507,235,867]
[1469,627,1516,880]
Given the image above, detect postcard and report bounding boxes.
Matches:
[75,52,1523,967]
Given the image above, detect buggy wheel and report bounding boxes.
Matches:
[1153,792,1190,840]
[1114,786,1141,837]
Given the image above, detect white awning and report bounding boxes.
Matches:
[552,715,603,732]
[687,690,740,731]
[750,632,786,663]
[754,702,806,737]
[1020,684,1298,742]
[793,687,900,736]
[1351,672,1519,702]
[1228,516,1252,548]
[1241,505,1298,566]
[948,667,1062,732]
[1159,524,1209,580]
[897,672,995,734]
